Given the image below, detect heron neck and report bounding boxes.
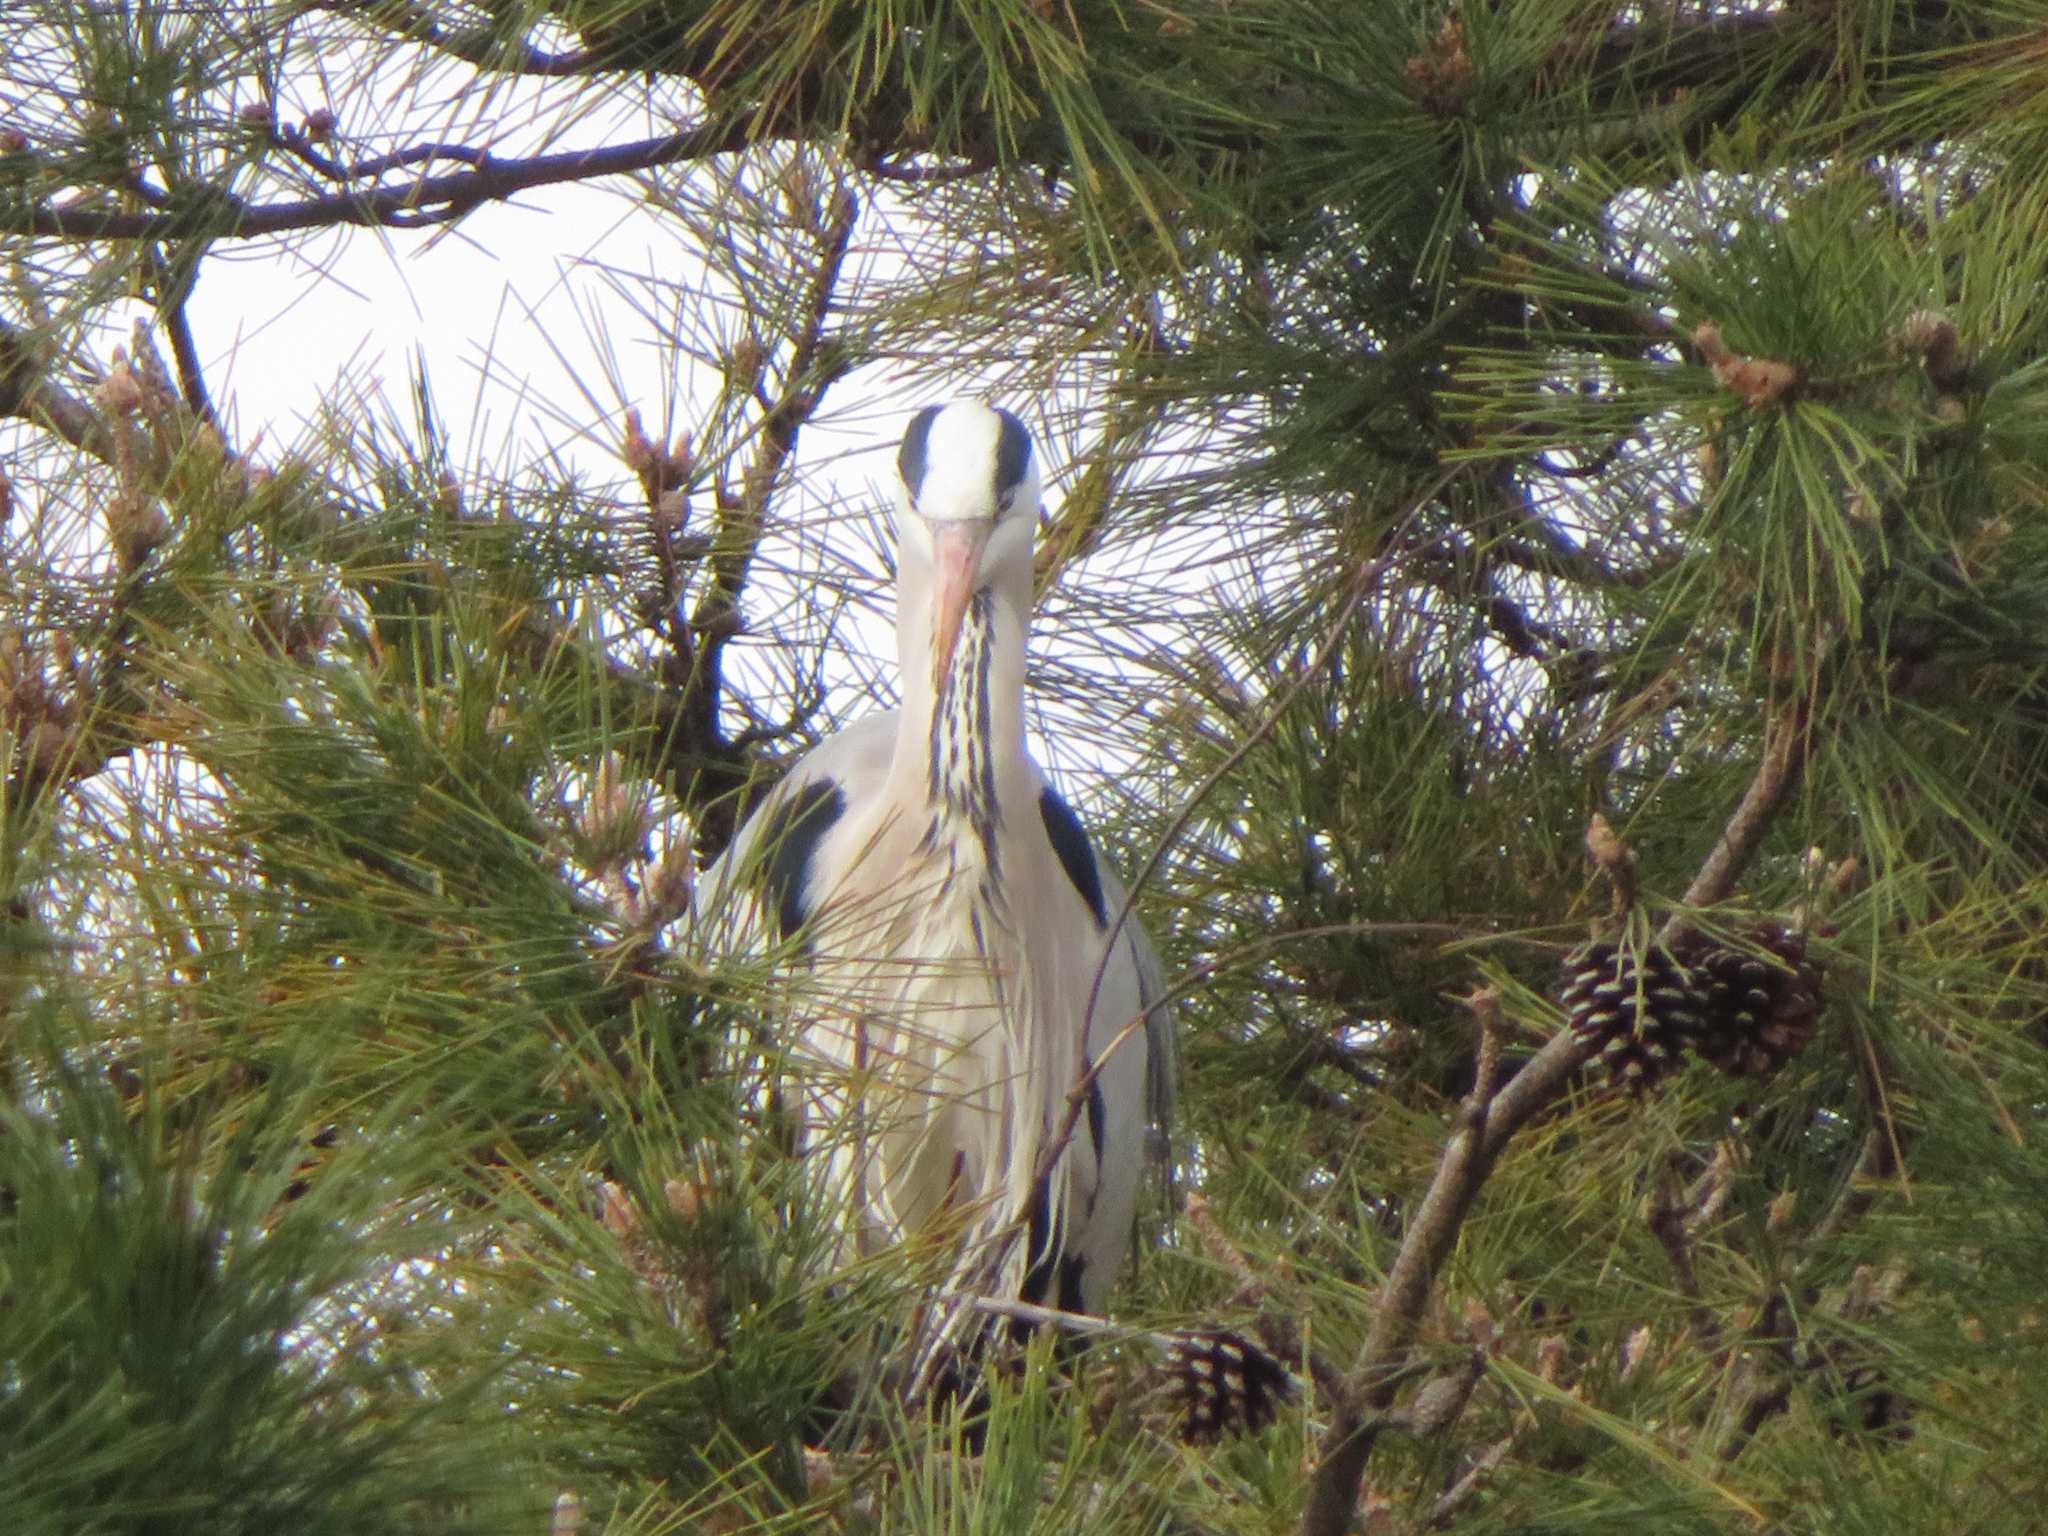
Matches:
[895,587,1030,823]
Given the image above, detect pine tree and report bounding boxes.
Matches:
[5,3,2047,1533]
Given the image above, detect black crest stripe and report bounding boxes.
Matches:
[993,408,1032,508]
[898,404,941,502]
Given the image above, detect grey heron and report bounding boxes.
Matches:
[701,399,1175,1334]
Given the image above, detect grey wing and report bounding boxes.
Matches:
[1095,856,1177,1149]
[692,711,900,951]
[1043,800,1177,1314]
[1035,780,1176,1148]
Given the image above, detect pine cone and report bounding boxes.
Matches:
[1691,925,1823,1077]
[1164,1328,1292,1443]
[1559,940,1705,1094]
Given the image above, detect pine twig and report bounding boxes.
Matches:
[1672,694,1811,916]
[0,318,117,460]
[1648,1177,1723,1354]
[1300,1024,1530,1536]
[111,214,216,430]
[1426,1430,1517,1527]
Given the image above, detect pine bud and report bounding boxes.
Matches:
[1619,1323,1655,1382]
[654,486,689,537]
[109,493,170,572]
[620,409,657,478]
[729,338,766,386]
[94,356,147,417]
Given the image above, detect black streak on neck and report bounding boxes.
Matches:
[927,586,1000,872]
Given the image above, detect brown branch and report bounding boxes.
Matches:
[1648,1177,1723,1354]
[12,1,1973,253]
[681,183,860,854]
[147,245,216,426]
[1674,695,1812,914]
[0,319,117,461]
[12,122,753,242]
[1300,692,1824,1536]
[1300,1024,1535,1536]
[1427,1430,1518,1527]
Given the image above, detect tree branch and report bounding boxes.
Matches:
[12,122,754,242]
[1299,690,1822,1536]
[0,319,117,461]
[146,243,217,426]
[680,183,859,854]
[1674,695,1812,913]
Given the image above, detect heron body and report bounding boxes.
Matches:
[703,401,1174,1320]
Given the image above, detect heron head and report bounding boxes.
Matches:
[895,400,1041,690]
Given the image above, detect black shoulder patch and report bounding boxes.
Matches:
[1085,1073,1105,1167]
[758,779,845,942]
[993,407,1033,509]
[898,405,941,503]
[1038,786,1106,929]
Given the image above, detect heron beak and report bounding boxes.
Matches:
[929,521,988,692]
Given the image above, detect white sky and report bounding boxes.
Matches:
[5,14,1268,841]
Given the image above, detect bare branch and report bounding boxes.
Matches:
[1300,682,1826,1536]
[682,182,860,853]
[1675,695,1812,912]
[1648,1176,1723,1354]
[1427,1430,1518,1527]
[1300,1017,1541,1536]
[0,319,116,461]
[146,244,217,426]
[12,122,753,242]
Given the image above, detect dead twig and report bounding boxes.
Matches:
[1647,1175,1723,1354]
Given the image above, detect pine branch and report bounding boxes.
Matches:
[0,318,116,460]
[1300,697,1827,1536]
[682,182,860,853]
[10,122,755,241]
